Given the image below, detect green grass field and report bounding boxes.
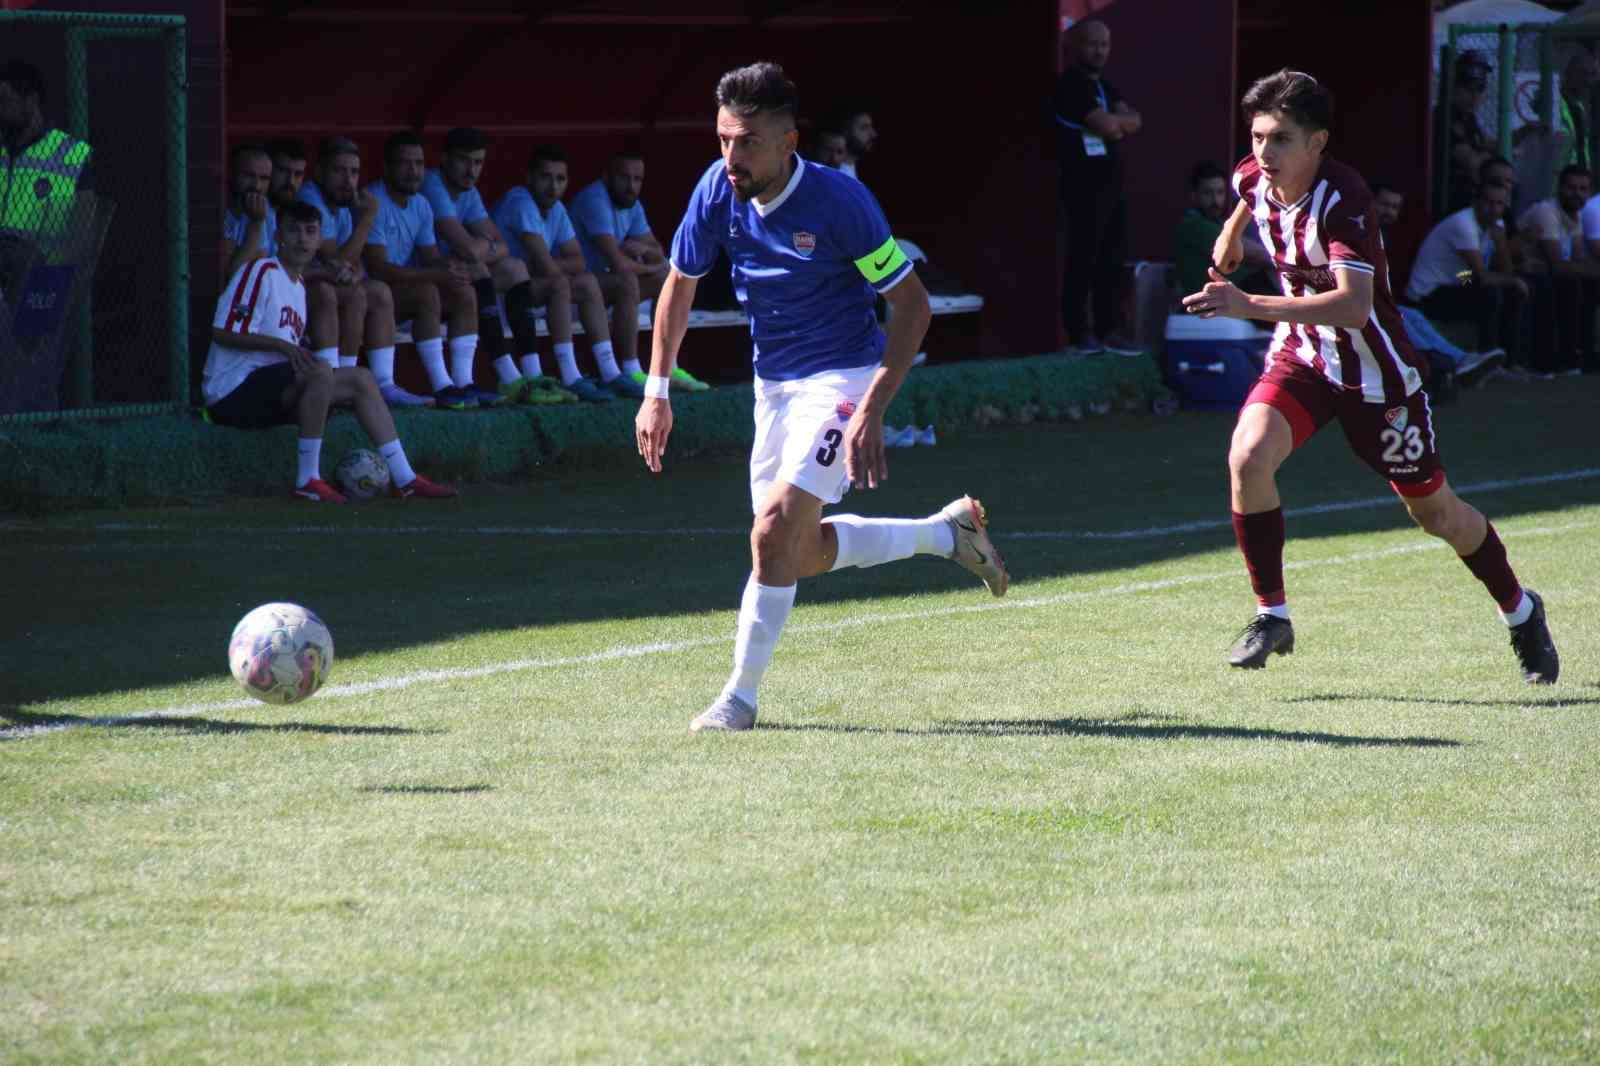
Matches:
[4,379,1598,1064]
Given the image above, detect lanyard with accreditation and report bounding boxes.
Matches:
[1055,79,1110,157]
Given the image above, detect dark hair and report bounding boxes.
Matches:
[1240,69,1332,132]
[319,135,360,163]
[1188,161,1226,190]
[384,130,424,161]
[1478,154,1514,183]
[607,146,645,170]
[529,143,567,169]
[716,61,799,121]
[1455,50,1492,89]
[229,142,270,174]
[1371,182,1401,199]
[0,59,44,106]
[265,138,307,163]
[276,200,322,228]
[825,100,870,129]
[1559,163,1592,186]
[444,127,489,154]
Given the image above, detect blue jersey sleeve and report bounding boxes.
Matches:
[420,172,457,221]
[624,202,650,239]
[364,188,388,248]
[222,210,246,244]
[460,187,488,225]
[668,161,724,278]
[549,202,577,249]
[572,183,615,238]
[414,199,437,248]
[296,184,337,235]
[836,179,910,292]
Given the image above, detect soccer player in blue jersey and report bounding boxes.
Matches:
[635,62,1011,733]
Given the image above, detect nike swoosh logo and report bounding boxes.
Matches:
[873,254,892,270]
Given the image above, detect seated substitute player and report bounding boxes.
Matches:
[635,62,1011,733]
[203,201,454,501]
[571,150,668,396]
[298,136,425,406]
[362,130,480,410]
[1184,69,1558,683]
[222,143,275,280]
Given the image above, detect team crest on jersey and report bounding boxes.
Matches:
[1384,406,1408,431]
[835,399,856,421]
[792,231,816,256]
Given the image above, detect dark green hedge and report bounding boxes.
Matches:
[0,354,1162,511]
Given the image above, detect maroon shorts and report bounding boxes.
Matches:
[1244,358,1446,498]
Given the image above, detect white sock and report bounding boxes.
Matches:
[313,346,338,370]
[825,513,954,571]
[1257,603,1292,620]
[377,438,416,487]
[339,355,358,368]
[553,341,581,385]
[448,334,478,389]
[723,576,796,706]
[366,345,397,386]
[416,337,452,392]
[621,357,644,377]
[519,353,544,379]
[493,355,520,385]
[1500,590,1533,626]
[295,437,322,488]
[592,339,621,382]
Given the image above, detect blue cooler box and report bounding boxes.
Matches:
[1162,314,1270,411]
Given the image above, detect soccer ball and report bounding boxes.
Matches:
[335,448,390,501]
[228,602,334,705]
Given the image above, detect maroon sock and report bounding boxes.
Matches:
[1232,508,1286,607]
[1460,522,1523,612]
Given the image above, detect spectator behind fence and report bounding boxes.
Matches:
[492,144,697,402]
[1375,183,1505,388]
[823,102,876,183]
[419,126,550,407]
[1443,50,1494,214]
[1054,18,1141,356]
[1405,177,1531,374]
[1174,160,1272,298]
[570,150,666,391]
[222,144,275,280]
[362,130,479,411]
[203,200,455,501]
[812,126,849,170]
[1523,164,1599,375]
[0,58,93,294]
[297,136,422,407]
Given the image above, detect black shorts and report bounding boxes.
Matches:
[208,363,296,429]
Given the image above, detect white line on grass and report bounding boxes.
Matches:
[5,518,1592,741]
[71,466,1600,543]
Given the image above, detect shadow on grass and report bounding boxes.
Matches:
[1283,692,1599,709]
[0,706,438,740]
[762,713,1461,748]
[355,784,493,795]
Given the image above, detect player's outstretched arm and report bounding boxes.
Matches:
[636,266,698,474]
[1184,265,1372,329]
[848,269,931,490]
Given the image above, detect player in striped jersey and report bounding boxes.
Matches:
[1183,69,1558,683]
[204,201,455,501]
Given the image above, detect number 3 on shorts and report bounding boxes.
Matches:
[816,428,843,467]
[1380,425,1424,463]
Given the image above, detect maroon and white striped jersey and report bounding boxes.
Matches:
[1233,154,1425,405]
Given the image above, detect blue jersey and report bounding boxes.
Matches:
[491,186,577,261]
[670,157,911,381]
[295,180,354,245]
[223,205,277,256]
[420,169,489,257]
[365,179,436,267]
[570,178,651,273]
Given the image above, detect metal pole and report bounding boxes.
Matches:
[168,22,190,413]
[1498,24,1516,160]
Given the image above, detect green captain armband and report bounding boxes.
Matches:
[854,236,908,285]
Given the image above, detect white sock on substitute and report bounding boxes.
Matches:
[448,334,478,389]
[377,438,416,487]
[519,353,544,379]
[1257,603,1292,620]
[723,576,796,707]
[339,355,358,368]
[366,346,397,386]
[592,340,621,382]
[295,438,322,488]
[313,347,338,370]
[620,357,643,377]
[416,338,452,392]
[552,341,581,385]
[493,355,520,384]
[825,514,954,571]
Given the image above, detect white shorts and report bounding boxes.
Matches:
[748,364,879,513]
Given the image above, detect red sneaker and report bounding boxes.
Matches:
[393,473,458,499]
[292,478,348,503]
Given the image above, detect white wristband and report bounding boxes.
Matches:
[644,374,671,399]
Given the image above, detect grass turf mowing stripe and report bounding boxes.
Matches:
[5,517,1589,741]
